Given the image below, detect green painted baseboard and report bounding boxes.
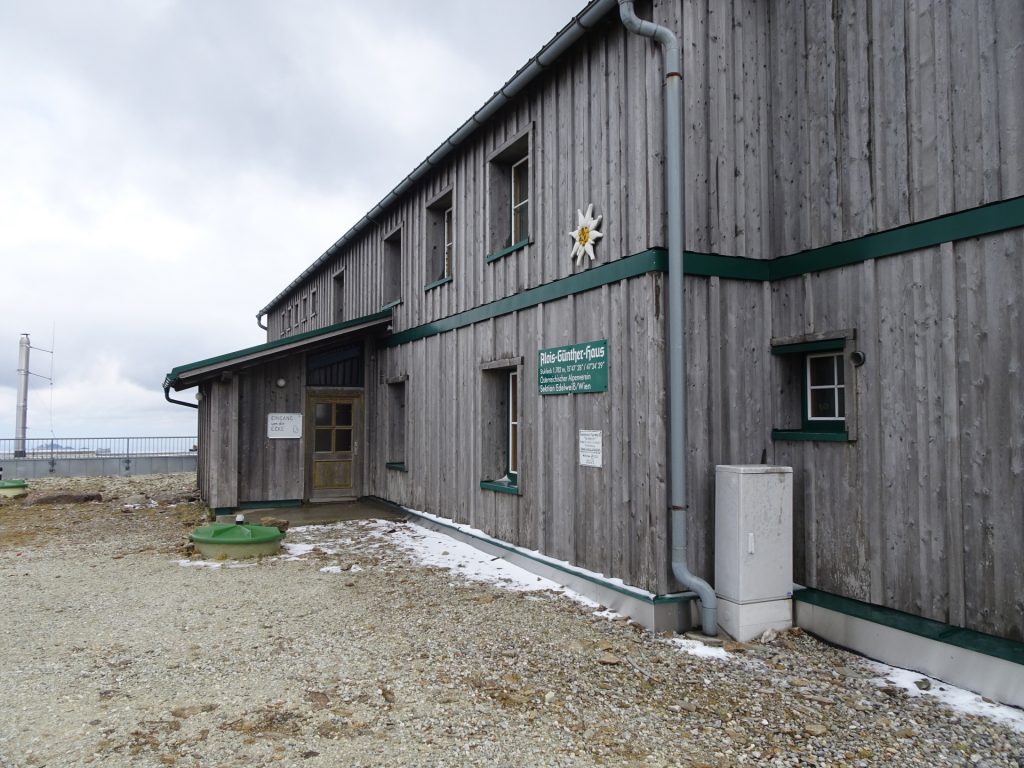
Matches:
[794,588,1024,667]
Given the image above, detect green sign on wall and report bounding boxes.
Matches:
[538,339,608,395]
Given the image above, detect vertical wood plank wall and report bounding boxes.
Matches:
[765,1,1024,641]
[236,357,306,504]
[369,274,674,594]
[195,1,1022,639]
[262,0,777,345]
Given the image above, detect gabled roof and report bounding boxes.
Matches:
[256,0,617,319]
[163,309,392,391]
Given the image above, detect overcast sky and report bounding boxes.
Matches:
[0,0,586,441]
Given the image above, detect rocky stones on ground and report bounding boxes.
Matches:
[1,473,1022,767]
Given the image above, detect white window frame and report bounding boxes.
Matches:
[510,156,529,245]
[443,205,454,280]
[507,369,519,480]
[805,352,845,422]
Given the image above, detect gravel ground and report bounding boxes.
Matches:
[1,474,1022,768]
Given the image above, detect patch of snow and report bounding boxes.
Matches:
[668,637,731,662]
[866,662,1024,733]
[176,559,221,569]
[280,542,319,558]
[174,559,254,570]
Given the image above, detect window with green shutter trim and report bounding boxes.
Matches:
[771,335,855,443]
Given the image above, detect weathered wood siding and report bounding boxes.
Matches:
[204,376,239,510]
[263,0,776,342]
[368,274,674,593]
[769,231,1024,641]
[236,357,306,504]
[767,0,1024,254]
[761,0,1024,641]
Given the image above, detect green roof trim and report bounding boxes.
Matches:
[164,308,392,389]
[794,588,1024,666]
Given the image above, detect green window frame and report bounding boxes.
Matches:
[480,360,522,494]
[771,337,852,443]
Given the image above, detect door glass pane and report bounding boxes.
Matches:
[336,403,353,427]
[337,429,352,451]
[314,403,332,426]
[314,429,332,452]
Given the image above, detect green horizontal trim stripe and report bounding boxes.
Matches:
[771,429,849,442]
[795,588,1024,666]
[385,248,667,347]
[423,276,453,291]
[771,338,847,355]
[165,308,392,387]
[361,494,696,606]
[485,238,531,263]
[685,251,769,281]
[770,195,1024,280]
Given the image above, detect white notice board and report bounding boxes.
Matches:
[268,413,302,439]
[579,430,603,467]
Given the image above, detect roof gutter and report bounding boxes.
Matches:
[618,0,717,636]
[164,385,198,410]
[256,0,619,318]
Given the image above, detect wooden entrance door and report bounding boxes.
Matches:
[308,394,362,501]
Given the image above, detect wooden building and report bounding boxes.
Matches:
[166,0,1024,684]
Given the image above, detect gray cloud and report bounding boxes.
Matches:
[0,0,583,438]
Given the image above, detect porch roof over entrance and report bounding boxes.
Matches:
[163,309,392,392]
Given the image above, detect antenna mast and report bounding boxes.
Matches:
[14,334,29,457]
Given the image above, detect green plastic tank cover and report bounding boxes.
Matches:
[189,523,285,545]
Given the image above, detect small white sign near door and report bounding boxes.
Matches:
[579,429,603,467]
[268,413,302,439]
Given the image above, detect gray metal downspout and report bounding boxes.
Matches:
[618,0,717,635]
[164,383,199,410]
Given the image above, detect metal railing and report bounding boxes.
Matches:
[0,436,198,460]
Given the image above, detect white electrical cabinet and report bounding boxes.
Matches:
[714,465,794,641]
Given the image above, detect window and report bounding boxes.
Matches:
[507,370,519,479]
[426,191,454,286]
[511,157,529,245]
[302,296,308,324]
[480,358,523,494]
[486,131,531,261]
[771,334,856,442]
[311,289,318,318]
[281,310,287,335]
[333,270,344,320]
[383,228,402,307]
[806,353,845,423]
[386,377,407,471]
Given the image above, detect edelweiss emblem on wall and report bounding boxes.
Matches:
[569,204,603,267]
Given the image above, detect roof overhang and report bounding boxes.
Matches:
[164,309,392,391]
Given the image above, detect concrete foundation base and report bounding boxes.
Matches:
[377,500,702,634]
[795,598,1024,709]
[717,597,793,642]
